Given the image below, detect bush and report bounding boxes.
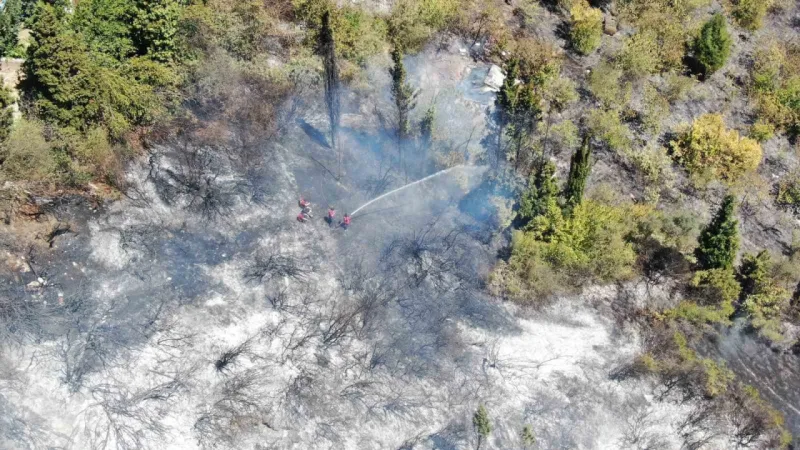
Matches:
[387,0,458,51]
[294,0,387,63]
[588,62,629,110]
[693,13,732,76]
[744,284,789,342]
[618,31,660,77]
[494,199,638,301]
[750,120,775,142]
[730,0,773,31]
[776,172,800,214]
[568,0,602,55]
[670,113,762,183]
[0,119,56,182]
[587,108,632,152]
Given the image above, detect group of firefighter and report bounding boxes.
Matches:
[297,197,351,230]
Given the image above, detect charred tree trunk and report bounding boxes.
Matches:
[319,10,341,178]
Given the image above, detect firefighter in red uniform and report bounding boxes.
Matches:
[299,197,313,217]
[326,206,336,228]
[341,213,351,231]
[297,211,308,223]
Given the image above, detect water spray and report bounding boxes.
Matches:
[351,165,469,217]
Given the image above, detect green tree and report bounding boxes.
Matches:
[693,13,731,76]
[0,80,15,143]
[473,404,492,450]
[738,250,771,298]
[21,2,158,136]
[518,160,563,238]
[0,0,23,57]
[696,194,739,270]
[389,45,417,176]
[419,105,435,153]
[131,0,182,62]
[563,134,591,215]
[72,0,136,61]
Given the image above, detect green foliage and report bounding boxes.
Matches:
[387,0,458,52]
[0,0,24,57]
[294,0,387,64]
[564,135,591,214]
[495,199,638,300]
[695,195,740,270]
[130,0,182,62]
[744,283,789,342]
[670,113,762,183]
[0,81,14,143]
[738,250,771,297]
[730,0,773,31]
[588,62,629,110]
[586,108,632,152]
[618,0,692,72]
[624,145,676,203]
[693,14,732,76]
[618,31,660,77]
[390,46,417,141]
[473,404,492,450]
[419,105,435,152]
[0,119,55,181]
[72,0,136,60]
[568,0,602,55]
[750,120,775,142]
[518,161,563,238]
[666,268,739,324]
[776,171,800,214]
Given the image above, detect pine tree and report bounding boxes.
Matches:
[563,134,591,214]
[519,161,558,228]
[0,0,23,57]
[389,46,417,177]
[131,0,181,62]
[696,194,740,270]
[693,13,731,76]
[738,250,770,297]
[419,105,435,153]
[473,404,492,450]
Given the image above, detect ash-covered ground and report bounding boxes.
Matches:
[1,43,797,449]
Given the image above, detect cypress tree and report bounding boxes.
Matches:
[564,134,591,214]
[519,161,558,224]
[738,250,770,298]
[472,404,492,450]
[693,13,731,76]
[389,46,417,176]
[318,10,340,151]
[419,105,435,153]
[0,81,14,143]
[696,194,740,270]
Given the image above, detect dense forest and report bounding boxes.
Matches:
[1,0,800,448]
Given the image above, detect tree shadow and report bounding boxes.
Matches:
[296,118,331,149]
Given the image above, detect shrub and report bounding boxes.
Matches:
[626,145,676,202]
[776,172,800,214]
[0,119,56,182]
[568,0,602,55]
[588,62,629,110]
[388,0,458,51]
[618,31,660,77]
[294,0,387,63]
[693,14,732,76]
[750,120,775,142]
[587,108,632,152]
[677,268,740,323]
[493,199,638,301]
[670,113,762,182]
[730,0,773,31]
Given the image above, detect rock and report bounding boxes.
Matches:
[603,14,617,35]
[483,65,505,92]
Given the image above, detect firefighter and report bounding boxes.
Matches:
[297,211,309,223]
[341,213,351,231]
[299,197,313,217]
[326,206,336,227]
